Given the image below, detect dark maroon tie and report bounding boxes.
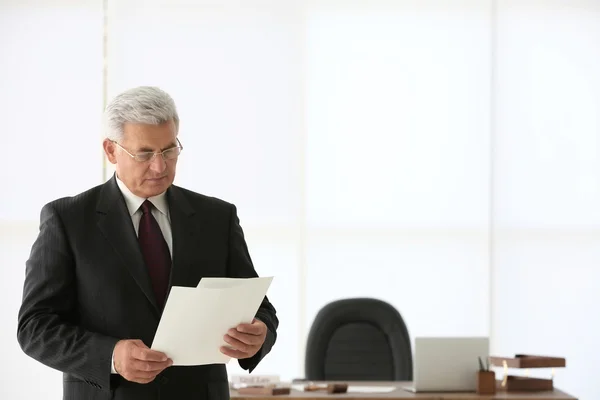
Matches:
[138,200,171,309]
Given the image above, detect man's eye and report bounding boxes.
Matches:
[135,152,154,161]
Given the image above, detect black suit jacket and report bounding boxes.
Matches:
[17,176,278,400]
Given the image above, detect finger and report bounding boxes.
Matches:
[131,369,162,380]
[120,365,160,381]
[131,375,158,384]
[132,359,173,373]
[135,378,155,384]
[227,329,263,346]
[131,339,148,348]
[220,345,251,359]
[132,346,169,362]
[235,322,264,335]
[223,334,255,353]
[128,361,172,382]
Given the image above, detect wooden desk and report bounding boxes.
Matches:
[231,381,577,400]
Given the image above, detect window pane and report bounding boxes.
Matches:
[306,0,492,229]
[0,0,103,221]
[493,2,600,399]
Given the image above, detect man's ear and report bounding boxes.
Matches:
[103,139,118,165]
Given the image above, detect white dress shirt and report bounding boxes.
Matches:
[115,176,173,257]
[111,176,173,374]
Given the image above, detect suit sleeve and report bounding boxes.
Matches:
[17,203,119,391]
[226,204,278,372]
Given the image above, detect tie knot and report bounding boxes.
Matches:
[141,200,153,215]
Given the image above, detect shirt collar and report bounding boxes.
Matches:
[115,175,169,217]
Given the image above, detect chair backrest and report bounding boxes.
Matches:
[304,298,412,381]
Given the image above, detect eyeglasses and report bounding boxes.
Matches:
[111,138,183,162]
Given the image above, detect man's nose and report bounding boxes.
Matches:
[149,154,167,173]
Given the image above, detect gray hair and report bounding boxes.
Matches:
[103,86,179,141]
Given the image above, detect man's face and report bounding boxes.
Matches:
[103,120,179,198]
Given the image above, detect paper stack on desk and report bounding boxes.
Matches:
[151,276,273,366]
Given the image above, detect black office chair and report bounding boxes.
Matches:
[304,298,412,381]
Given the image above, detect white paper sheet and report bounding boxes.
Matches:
[151,277,273,365]
[347,386,397,393]
[197,277,253,289]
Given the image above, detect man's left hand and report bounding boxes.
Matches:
[221,318,267,359]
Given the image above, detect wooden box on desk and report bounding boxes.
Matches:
[489,355,566,369]
[506,376,554,391]
[490,354,566,392]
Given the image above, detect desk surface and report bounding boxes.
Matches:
[231,381,577,400]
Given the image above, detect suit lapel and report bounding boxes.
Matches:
[167,185,197,289]
[96,176,160,315]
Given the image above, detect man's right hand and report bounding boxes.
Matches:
[113,339,173,384]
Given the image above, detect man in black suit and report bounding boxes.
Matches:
[17,86,278,399]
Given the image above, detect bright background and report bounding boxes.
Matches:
[1,0,599,399]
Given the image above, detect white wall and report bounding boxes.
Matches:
[1,0,598,399]
[303,0,492,351]
[492,0,600,397]
[0,1,103,398]
[0,0,104,221]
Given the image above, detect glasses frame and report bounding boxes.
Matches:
[111,138,183,163]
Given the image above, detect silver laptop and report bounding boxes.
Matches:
[403,337,489,392]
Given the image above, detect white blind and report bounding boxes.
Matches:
[492,1,600,398]
[0,2,104,399]
[304,0,492,341]
[0,0,104,221]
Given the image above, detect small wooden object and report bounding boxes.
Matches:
[489,354,565,392]
[489,355,566,369]
[506,376,553,391]
[477,371,496,395]
[304,383,348,394]
[238,385,291,396]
